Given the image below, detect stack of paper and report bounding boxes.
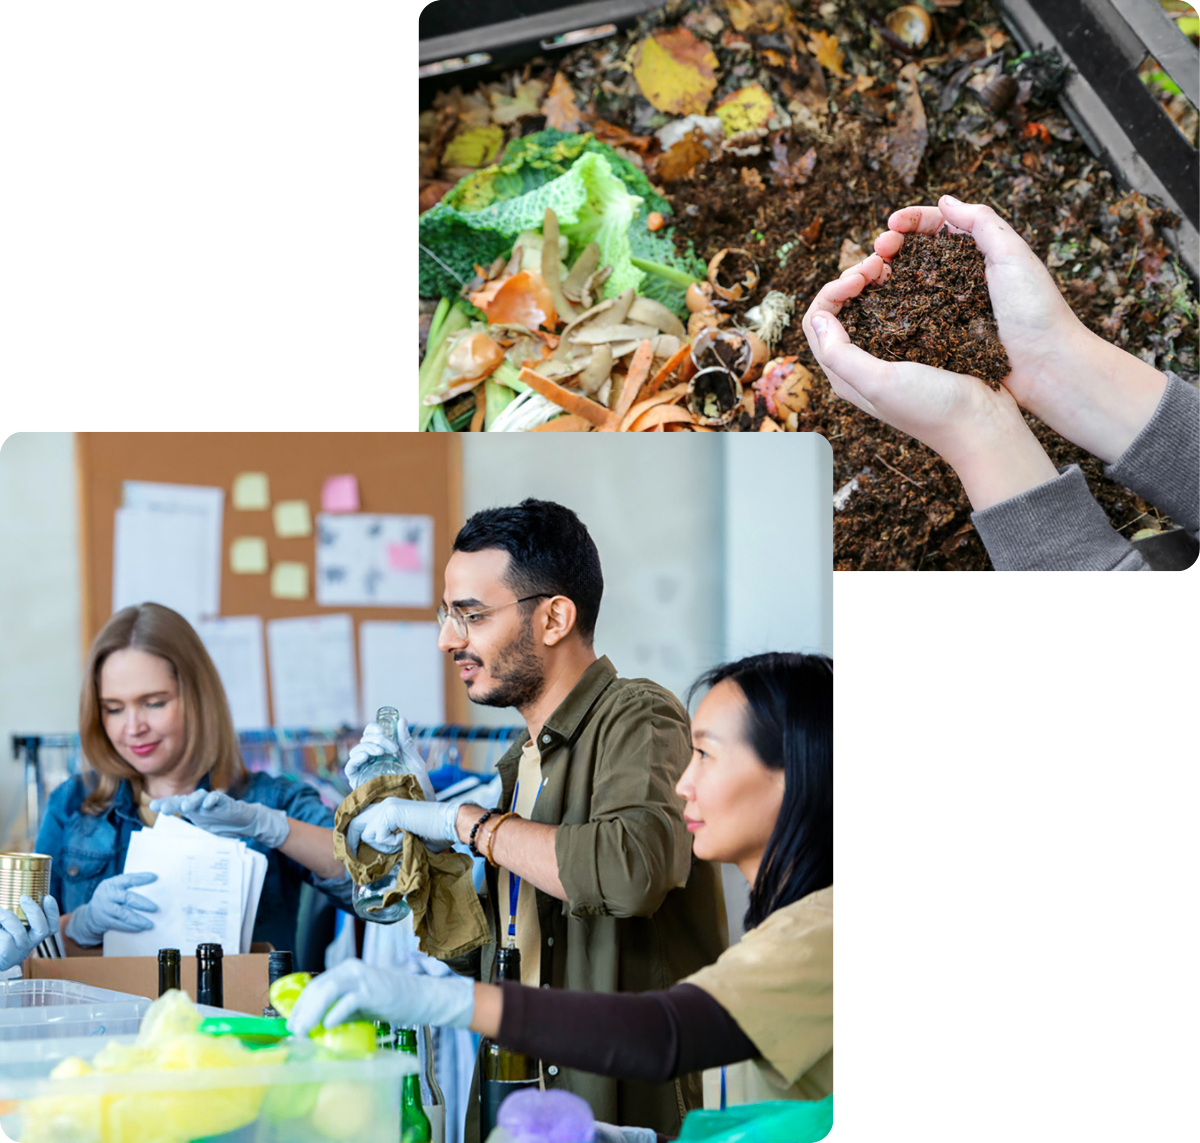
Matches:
[103,813,267,958]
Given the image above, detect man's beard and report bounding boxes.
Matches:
[461,619,545,711]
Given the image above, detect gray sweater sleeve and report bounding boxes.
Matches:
[970,373,1198,571]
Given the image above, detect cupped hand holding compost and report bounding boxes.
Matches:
[881,196,1167,465]
[804,255,1061,512]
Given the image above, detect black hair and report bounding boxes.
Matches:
[452,498,604,643]
[689,651,832,930]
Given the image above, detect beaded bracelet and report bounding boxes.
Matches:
[484,812,518,868]
[467,809,495,858]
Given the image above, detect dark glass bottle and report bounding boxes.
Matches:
[262,950,294,1017]
[375,1019,397,1052]
[398,1026,433,1143]
[157,948,181,996]
[196,943,224,1008]
[479,948,540,1138]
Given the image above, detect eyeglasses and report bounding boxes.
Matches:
[436,594,550,639]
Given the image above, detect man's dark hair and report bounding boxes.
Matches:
[689,652,833,931]
[452,498,604,643]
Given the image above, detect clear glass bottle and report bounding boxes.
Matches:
[349,706,414,924]
[398,1026,433,1143]
[479,948,540,1137]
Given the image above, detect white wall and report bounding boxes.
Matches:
[0,433,82,847]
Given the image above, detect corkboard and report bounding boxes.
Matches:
[74,433,465,724]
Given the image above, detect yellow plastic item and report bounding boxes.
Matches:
[20,990,285,1143]
[267,971,377,1057]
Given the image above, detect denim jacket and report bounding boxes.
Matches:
[36,770,353,953]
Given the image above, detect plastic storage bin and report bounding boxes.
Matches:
[0,1033,418,1143]
[0,980,150,1041]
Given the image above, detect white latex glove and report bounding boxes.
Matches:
[344,796,460,856]
[286,957,475,1036]
[64,872,157,947]
[0,895,60,971]
[346,717,436,801]
[594,1125,657,1143]
[149,789,290,849]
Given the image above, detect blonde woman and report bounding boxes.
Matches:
[36,603,351,953]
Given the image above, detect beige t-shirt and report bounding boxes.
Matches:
[497,739,543,987]
[685,885,833,1106]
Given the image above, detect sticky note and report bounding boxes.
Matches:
[387,541,423,572]
[270,561,309,600]
[322,474,360,514]
[230,536,268,574]
[232,472,270,511]
[273,500,312,538]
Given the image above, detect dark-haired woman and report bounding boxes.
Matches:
[290,652,833,1115]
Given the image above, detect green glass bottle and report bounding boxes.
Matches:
[397,1026,433,1143]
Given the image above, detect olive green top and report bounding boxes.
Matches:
[465,655,728,1141]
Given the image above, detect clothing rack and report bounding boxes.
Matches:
[9,724,522,842]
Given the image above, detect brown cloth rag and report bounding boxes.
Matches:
[333,774,489,961]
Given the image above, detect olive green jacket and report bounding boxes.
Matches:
[465,655,728,1140]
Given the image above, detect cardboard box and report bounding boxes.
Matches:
[23,947,274,1015]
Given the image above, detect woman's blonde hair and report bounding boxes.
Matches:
[79,603,246,815]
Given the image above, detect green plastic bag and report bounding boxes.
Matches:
[676,1097,833,1143]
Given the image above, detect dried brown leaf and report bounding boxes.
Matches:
[655,130,712,182]
[807,30,849,79]
[542,73,584,133]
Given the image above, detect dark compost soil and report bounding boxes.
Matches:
[840,231,1011,385]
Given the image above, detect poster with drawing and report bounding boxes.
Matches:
[315,513,434,608]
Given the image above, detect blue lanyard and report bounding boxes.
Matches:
[506,776,543,943]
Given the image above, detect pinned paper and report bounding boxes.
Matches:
[230,536,268,574]
[271,561,309,600]
[316,514,434,608]
[273,500,312,538]
[232,472,271,511]
[321,474,360,514]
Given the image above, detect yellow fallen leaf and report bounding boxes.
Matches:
[633,27,719,116]
[542,72,584,133]
[715,83,775,136]
[441,125,505,170]
[490,80,546,125]
[808,30,848,79]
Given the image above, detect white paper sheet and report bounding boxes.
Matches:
[105,818,244,957]
[121,481,225,618]
[196,616,269,729]
[315,513,434,608]
[359,621,445,727]
[239,846,268,955]
[105,813,268,956]
[113,507,211,625]
[266,613,359,728]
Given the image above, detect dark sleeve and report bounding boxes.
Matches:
[498,980,759,1085]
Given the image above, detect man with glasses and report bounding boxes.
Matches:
[340,498,727,1141]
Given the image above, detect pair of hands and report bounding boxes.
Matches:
[803,195,1167,509]
[0,895,60,971]
[344,720,460,856]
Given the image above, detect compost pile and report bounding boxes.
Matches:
[418,0,1198,569]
